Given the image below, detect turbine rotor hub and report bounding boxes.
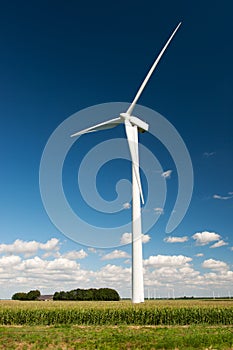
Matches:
[120,112,130,120]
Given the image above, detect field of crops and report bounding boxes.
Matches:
[0,300,232,349]
[0,299,232,326]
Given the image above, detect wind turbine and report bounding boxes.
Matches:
[71,22,181,303]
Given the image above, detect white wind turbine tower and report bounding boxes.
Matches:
[71,22,181,303]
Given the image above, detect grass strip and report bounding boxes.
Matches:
[0,325,232,350]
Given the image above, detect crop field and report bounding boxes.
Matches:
[0,299,232,349]
[0,299,232,326]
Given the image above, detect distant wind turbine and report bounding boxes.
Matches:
[71,22,181,303]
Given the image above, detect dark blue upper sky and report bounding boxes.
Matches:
[0,0,232,297]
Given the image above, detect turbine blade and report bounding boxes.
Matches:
[71,117,122,137]
[124,120,144,204]
[127,22,182,116]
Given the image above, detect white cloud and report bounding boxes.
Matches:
[213,194,233,200]
[101,250,130,260]
[42,251,60,259]
[203,152,215,158]
[88,247,97,253]
[210,240,228,248]
[120,233,132,244]
[164,236,188,243]
[14,256,81,274]
[124,259,131,264]
[0,255,21,268]
[95,264,131,285]
[0,237,232,299]
[202,259,228,271]
[40,238,60,251]
[0,248,233,300]
[161,170,172,179]
[154,207,164,215]
[195,253,204,257]
[0,238,59,257]
[122,202,131,209]
[192,231,221,246]
[144,254,192,267]
[62,249,88,260]
[141,234,151,244]
[46,258,78,271]
[120,232,151,245]
[143,254,232,294]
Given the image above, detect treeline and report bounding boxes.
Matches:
[11,288,120,301]
[12,290,40,301]
[53,288,120,301]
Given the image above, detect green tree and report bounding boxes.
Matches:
[12,292,28,300]
[53,292,60,301]
[27,290,41,300]
[53,288,120,301]
[12,290,41,301]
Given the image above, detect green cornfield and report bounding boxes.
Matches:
[0,300,232,326]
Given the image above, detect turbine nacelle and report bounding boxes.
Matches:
[120,113,149,133]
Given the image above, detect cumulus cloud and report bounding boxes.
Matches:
[0,255,21,268]
[120,232,151,245]
[124,259,131,264]
[210,240,228,248]
[120,233,131,244]
[15,256,81,273]
[213,194,233,200]
[144,254,192,267]
[0,238,59,257]
[88,247,97,253]
[62,249,88,260]
[143,254,231,294]
[0,236,232,299]
[154,207,164,215]
[192,231,221,246]
[164,236,188,243]
[95,264,131,285]
[195,253,204,257]
[40,238,60,251]
[202,259,228,271]
[122,202,131,209]
[0,248,233,300]
[101,250,130,260]
[203,152,215,158]
[141,234,151,244]
[161,170,172,179]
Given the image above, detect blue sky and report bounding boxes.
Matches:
[0,0,232,299]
